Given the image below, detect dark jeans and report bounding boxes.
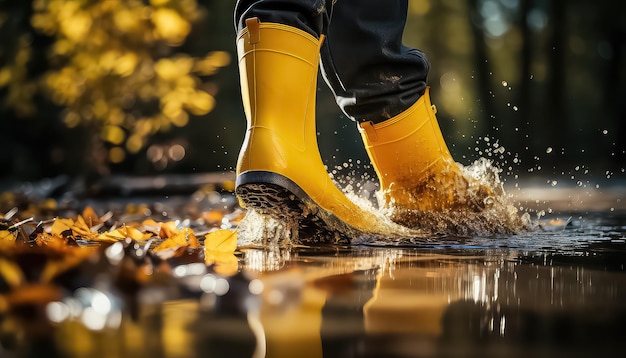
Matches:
[234,0,429,124]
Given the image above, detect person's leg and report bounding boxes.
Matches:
[320,0,489,218]
[320,0,428,123]
[234,0,326,37]
[233,1,397,243]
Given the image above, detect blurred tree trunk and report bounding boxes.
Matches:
[545,1,566,164]
[467,0,496,139]
[517,0,533,162]
[608,28,626,168]
[601,10,626,170]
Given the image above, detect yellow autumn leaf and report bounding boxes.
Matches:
[140,218,163,234]
[204,230,238,274]
[96,225,150,243]
[153,228,199,252]
[97,228,127,243]
[122,225,151,242]
[113,9,140,33]
[159,221,181,239]
[186,91,214,116]
[156,231,187,251]
[102,125,126,145]
[205,251,238,276]
[37,233,77,250]
[113,52,138,77]
[194,51,231,76]
[50,217,74,235]
[151,8,190,45]
[81,206,100,227]
[0,230,15,242]
[204,229,237,253]
[60,11,92,42]
[72,215,95,238]
[155,57,192,81]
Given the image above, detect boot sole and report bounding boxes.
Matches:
[236,171,356,244]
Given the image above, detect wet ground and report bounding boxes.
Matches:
[1,177,626,357]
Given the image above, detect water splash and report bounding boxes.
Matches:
[345,157,534,240]
[236,157,533,247]
[237,210,294,247]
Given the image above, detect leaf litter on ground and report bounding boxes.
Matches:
[0,188,244,327]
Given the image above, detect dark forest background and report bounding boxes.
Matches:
[1,0,624,192]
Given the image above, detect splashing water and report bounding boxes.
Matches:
[237,210,300,247]
[237,158,533,246]
[373,158,534,238]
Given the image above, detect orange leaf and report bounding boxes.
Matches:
[96,228,127,242]
[204,230,238,274]
[205,251,238,275]
[121,225,151,242]
[159,221,180,239]
[35,233,66,248]
[153,228,199,252]
[81,206,100,227]
[72,215,93,237]
[50,217,74,236]
[0,230,15,242]
[140,218,162,234]
[204,229,237,253]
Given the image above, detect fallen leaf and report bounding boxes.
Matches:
[72,215,94,238]
[50,217,74,236]
[204,229,237,253]
[0,230,15,242]
[81,206,100,227]
[204,229,238,274]
[153,228,199,252]
[159,221,181,240]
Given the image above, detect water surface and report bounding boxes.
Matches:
[3,186,626,358]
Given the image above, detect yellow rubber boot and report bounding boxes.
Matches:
[235,18,386,243]
[359,87,485,213]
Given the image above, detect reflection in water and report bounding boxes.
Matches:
[225,245,625,357]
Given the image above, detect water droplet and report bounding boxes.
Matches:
[602,129,608,135]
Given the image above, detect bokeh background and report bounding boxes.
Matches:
[1,0,624,192]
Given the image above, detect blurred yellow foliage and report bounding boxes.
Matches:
[1,0,230,165]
